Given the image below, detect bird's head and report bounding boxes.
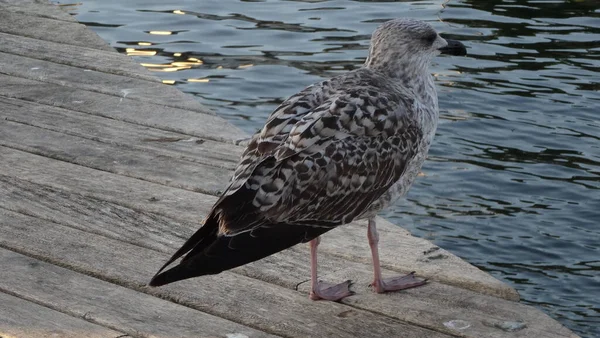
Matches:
[364,18,466,77]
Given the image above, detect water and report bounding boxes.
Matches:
[61,0,599,335]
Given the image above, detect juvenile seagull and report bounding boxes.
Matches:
[150,18,466,301]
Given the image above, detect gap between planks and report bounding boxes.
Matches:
[0,290,125,338]
[0,95,240,170]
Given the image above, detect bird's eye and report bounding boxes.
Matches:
[423,32,437,44]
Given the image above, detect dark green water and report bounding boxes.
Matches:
[64,0,599,335]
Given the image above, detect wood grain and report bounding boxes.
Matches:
[0,119,230,195]
[0,11,112,51]
[0,249,279,338]
[0,31,157,81]
[0,51,215,113]
[0,208,449,338]
[0,74,245,143]
[0,145,519,300]
[0,291,124,338]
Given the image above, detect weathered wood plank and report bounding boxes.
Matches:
[0,174,196,253]
[0,146,517,300]
[0,95,239,169]
[0,74,245,143]
[0,51,222,115]
[0,208,449,338]
[0,10,112,51]
[0,249,278,338]
[0,146,217,222]
[0,0,78,23]
[0,31,158,81]
[0,291,124,338]
[0,119,230,195]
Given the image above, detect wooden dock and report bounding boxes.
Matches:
[0,1,579,337]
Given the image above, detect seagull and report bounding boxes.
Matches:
[149,18,467,301]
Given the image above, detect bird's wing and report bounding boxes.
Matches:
[218,87,423,234]
[221,78,340,198]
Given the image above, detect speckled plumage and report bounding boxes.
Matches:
[150,18,466,289]
[220,68,433,230]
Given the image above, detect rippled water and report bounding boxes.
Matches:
[63,0,599,335]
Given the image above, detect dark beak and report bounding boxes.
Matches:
[439,39,467,56]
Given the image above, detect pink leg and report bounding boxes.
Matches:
[309,237,353,301]
[368,218,427,293]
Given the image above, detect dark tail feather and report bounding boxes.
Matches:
[149,216,218,287]
[149,263,194,287]
[149,222,332,287]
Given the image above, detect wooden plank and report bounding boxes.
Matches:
[0,0,78,23]
[0,74,245,143]
[0,31,158,81]
[0,249,278,338]
[0,291,124,338]
[0,10,112,51]
[0,51,222,115]
[0,208,449,338]
[0,119,230,195]
[0,146,518,300]
[0,95,239,169]
[0,146,218,222]
[0,174,197,253]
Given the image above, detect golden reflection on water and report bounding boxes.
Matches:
[139,58,203,72]
[151,66,190,72]
[187,78,210,83]
[125,48,156,56]
[148,31,172,35]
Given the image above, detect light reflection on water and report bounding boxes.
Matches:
[67,0,599,335]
